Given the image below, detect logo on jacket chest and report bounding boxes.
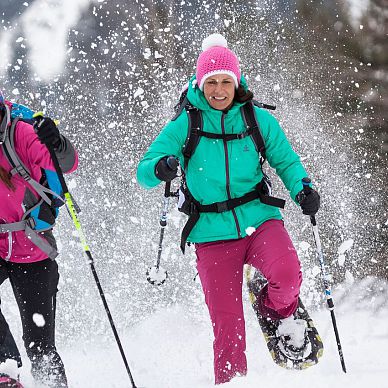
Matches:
[243,144,249,152]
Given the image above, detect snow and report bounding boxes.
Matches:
[32,314,45,328]
[338,254,346,266]
[311,266,321,277]
[298,241,310,251]
[346,0,370,29]
[64,280,387,388]
[337,239,354,266]
[0,0,91,80]
[1,277,387,387]
[245,227,256,236]
[276,315,307,348]
[133,88,145,99]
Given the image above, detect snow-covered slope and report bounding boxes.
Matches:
[2,277,387,388]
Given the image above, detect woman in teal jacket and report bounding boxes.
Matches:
[137,34,320,385]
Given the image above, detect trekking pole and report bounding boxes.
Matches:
[146,156,179,286]
[34,115,138,388]
[302,177,347,373]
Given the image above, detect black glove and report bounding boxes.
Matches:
[155,156,178,182]
[296,187,320,216]
[34,117,61,149]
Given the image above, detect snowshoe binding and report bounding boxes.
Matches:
[246,267,324,369]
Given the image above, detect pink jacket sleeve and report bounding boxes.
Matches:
[15,120,78,174]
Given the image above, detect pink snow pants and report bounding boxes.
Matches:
[195,219,302,385]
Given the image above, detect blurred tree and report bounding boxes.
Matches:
[293,0,388,281]
[295,0,387,157]
[358,0,388,153]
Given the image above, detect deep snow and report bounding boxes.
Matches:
[1,276,387,388]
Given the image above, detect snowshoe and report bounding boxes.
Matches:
[0,374,23,388]
[246,267,324,369]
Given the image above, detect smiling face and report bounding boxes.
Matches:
[203,74,236,111]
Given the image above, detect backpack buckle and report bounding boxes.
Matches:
[185,103,198,112]
[189,202,198,214]
[26,217,37,230]
[237,131,249,140]
[11,165,30,179]
[216,200,229,213]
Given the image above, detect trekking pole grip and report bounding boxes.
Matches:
[164,181,171,201]
[302,177,311,193]
[302,177,317,225]
[166,155,179,170]
[160,182,171,228]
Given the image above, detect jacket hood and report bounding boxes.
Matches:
[186,74,249,113]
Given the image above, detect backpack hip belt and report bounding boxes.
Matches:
[0,218,58,260]
[179,179,285,253]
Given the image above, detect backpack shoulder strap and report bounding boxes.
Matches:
[182,103,202,170]
[172,93,189,121]
[241,101,266,165]
[2,118,32,179]
[0,103,11,144]
[252,100,276,111]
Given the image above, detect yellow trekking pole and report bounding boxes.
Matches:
[33,114,138,388]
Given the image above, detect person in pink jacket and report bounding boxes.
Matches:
[0,94,78,387]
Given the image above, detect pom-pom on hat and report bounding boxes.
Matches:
[196,33,241,91]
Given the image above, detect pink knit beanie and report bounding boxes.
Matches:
[196,34,241,91]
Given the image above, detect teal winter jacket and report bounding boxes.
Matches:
[137,76,308,243]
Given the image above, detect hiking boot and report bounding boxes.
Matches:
[0,359,22,387]
[30,350,68,388]
[0,373,23,387]
[247,269,267,295]
[247,266,324,369]
[276,314,311,361]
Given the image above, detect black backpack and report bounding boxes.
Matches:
[172,89,285,253]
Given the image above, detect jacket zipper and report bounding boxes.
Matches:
[221,112,241,238]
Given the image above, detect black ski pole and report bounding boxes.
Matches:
[302,177,347,373]
[146,156,179,286]
[34,116,138,388]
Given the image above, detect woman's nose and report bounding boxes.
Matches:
[214,82,223,92]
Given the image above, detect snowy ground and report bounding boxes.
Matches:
[2,277,387,388]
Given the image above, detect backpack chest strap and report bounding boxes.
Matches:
[190,126,257,141]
